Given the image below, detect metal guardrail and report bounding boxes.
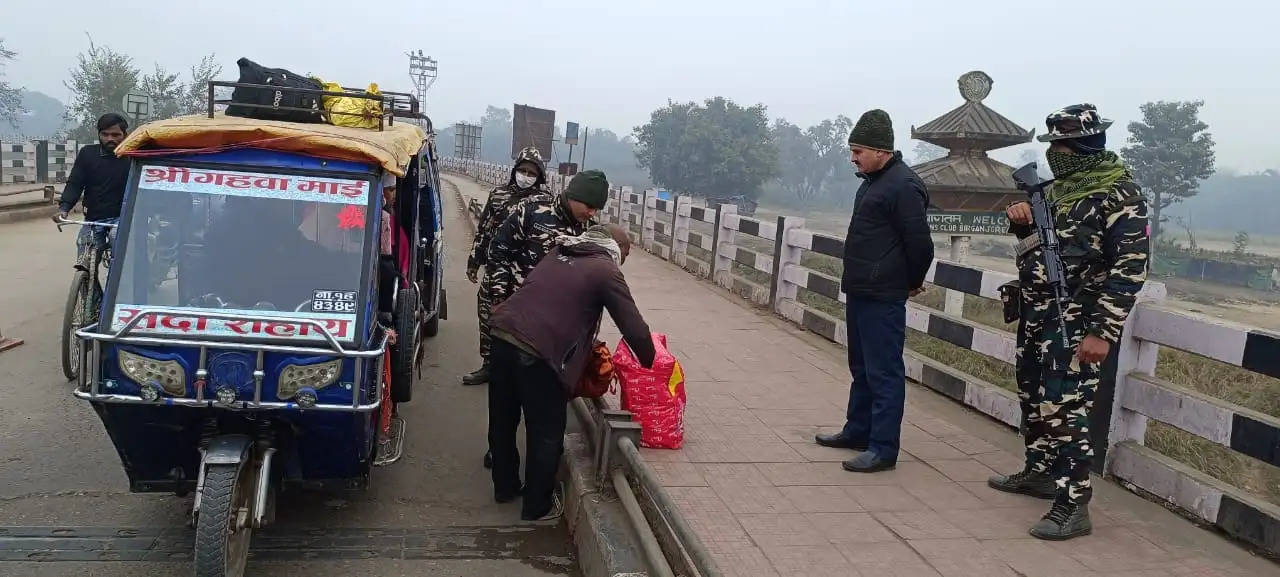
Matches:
[571,397,722,577]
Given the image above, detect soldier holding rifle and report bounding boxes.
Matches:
[988,104,1150,540]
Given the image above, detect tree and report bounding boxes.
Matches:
[180,54,222,115]
[63,37,139,141]
[773,115,855,204]
[1122,100,1216,250]
[633,97,777,200]
[139,64,182,121]
[1233,230,1250,256]
[807,115,854,198]
[0,39,24,129]
[911,141,947,164]
[773,119,818,200]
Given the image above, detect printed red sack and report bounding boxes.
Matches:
[613,333,686,449]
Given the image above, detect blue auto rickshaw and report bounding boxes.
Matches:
[71,82,446,576]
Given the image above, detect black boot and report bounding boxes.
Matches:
[814,432,868,451]
[1029,501,1092,540]
[987,469,1057,500]
[483,450,493,469]
[463,364,490,386]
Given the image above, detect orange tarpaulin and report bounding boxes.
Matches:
[115,113,425,176]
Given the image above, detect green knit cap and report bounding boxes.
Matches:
[565,170,610,209]
[848,109,894,152]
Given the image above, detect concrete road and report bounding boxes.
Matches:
[0,177,579,576]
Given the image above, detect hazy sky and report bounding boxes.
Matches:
[3,0,1277,171]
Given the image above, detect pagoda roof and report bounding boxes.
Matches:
[910,70,1033,152]
[914,150,1020,194]
[911,100,1034,151]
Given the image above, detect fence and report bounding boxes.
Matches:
[443,159,1280,555]
[438,157,568,194]
[0,140,80,184]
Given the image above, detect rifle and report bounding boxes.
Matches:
[1012,163,1076,371]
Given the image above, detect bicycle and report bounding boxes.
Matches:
[57,217,117,382]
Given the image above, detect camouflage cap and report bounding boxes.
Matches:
[1037,103,1113,142]
[514,146,545,169]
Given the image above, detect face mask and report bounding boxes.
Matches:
[515,173,537,189]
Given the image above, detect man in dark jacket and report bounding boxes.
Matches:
[477,170,607,469]
[815,109,934,473]
[488,223,655,521]
[55,113,131,259]
[463,147,549,386]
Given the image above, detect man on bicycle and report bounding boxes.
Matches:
[54,113,131,258]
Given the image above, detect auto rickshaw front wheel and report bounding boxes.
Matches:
[194,463,253,577]
[391,286,419,403]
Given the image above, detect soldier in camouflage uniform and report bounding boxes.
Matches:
[486,170,608,304]
[463,147,549,386]
[479,169,609,470]
[987,104,1150,541]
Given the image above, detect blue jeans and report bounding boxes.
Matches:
[75,218,118,262]
[840,297,907,462]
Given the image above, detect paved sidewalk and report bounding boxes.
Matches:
[598,249,1275,577]
[445,173,1274,576]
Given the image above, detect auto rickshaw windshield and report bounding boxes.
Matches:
[105,164,375,342]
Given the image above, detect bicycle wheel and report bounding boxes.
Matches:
[61,270,90,382]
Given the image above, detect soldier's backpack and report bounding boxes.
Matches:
[225,58,325,124]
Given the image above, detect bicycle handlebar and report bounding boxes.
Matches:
[55,217,119,233]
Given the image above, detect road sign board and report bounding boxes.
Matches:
[927,210,1009,235]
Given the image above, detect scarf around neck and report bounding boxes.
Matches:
[1046,150,1131,213]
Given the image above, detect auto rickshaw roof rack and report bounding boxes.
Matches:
[206,81,424,132]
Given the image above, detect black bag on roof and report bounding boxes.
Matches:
[224,57,325,123]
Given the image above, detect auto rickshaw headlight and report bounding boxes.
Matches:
[138,383,163,403]
[277,359,342,400]
[118,350,186,397]
[294,388,318,409]
[215,386,239,406]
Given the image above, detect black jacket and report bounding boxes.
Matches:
[59,144,132,221]
[841,152,934,301]
[490,243,655,391]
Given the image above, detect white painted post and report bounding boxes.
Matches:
[771,215,807,314]
[672,195,691,267]
[617,186,631,225]
[711,204,738,287]
[641,189,656,250]
[1103,281,1167,472]
[945,235,970,314]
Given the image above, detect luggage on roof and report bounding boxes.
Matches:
[225,58,326,124]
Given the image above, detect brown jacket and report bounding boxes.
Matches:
[490,243,656,390]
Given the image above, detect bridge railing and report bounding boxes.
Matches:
[1,140,80,184]
[446,161,1280,555]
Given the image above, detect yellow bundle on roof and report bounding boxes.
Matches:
[115,113,425,176]
[317,79,383,130]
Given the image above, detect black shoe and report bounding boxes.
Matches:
[521,483,564,522]
[483,450,493,469]
[1029,501,1092,541]
[462,364,490,386]
[815,432,868,451]
[495,484,526,504]
[842,452,895,473]
[988,469,1057,500]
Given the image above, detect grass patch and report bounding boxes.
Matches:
[1145,421,1280,506]
[732,262,772,286]
[1155,348,1280,419]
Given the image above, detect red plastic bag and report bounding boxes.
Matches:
[613,333,686,449]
